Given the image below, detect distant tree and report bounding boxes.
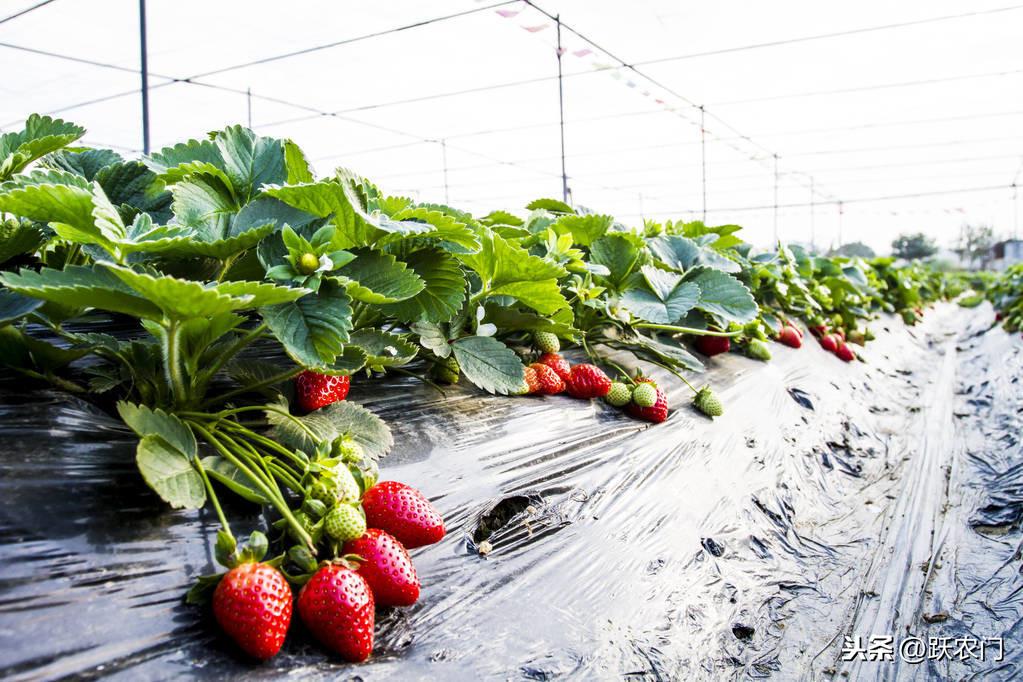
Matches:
[954,223,995,270]
[891,232,938,261]
[831,241,876,258]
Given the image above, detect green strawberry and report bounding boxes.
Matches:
[324,504,366,541]
[743,320,768,342]
[632,382,658,408]
[332,434,363,463]
[604,382,632,407]
[694,387,723,417]
[429,355,460,384]
[746,339,772,362]
[533,331,560,354]
[308,480,336,506]
[334,466,361,504]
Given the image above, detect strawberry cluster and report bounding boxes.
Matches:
[209,372,446,663]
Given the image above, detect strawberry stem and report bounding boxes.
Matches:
[194,456,233,540]
[633,323,742,337]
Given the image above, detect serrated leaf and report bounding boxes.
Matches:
[145,138,226,184]
[684,266,758,323]
[458,230,567,314]
[411,320,450,358]
[117,402,197,458]
[263,180,377,248]
[386,206,481,253]
[104,264,254,319]
[284,139,314,184]
[201,455,269,504]
[552,213,612,246]
[0,114,86,181]
[480,210,523,227]
[0,170,100,243]
[349,329,418,371]
[261,280,352,367]
[94,161,173,222]
[0,265,162,319]
[379,247,466,323]
[621,265,701,324]
[0,289,42,325]
[42,148,122,180]
[0,219,44,265]
[136,435,205,510]
[210,280,310,306]
[451,335,524,395]
[590,233,646,290]
[215,125,287,201]
[649,235,741,274]
[336,248,425,304]
[525,198,574,214]
[267,398,393,462]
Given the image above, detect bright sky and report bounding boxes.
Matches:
[1,0,1022,253]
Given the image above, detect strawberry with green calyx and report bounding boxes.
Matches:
[298,559,375,662]
[307,465,361,507]
[566,363,612,398]
[533,331,560,354]
[631,382,658,408]
[777,325,802,348]
[343,528,421,606]
[693,386,723,418]
[745,339,772,362]
[694,334,730,357]
[325,504,367,542]
[361,481,445,549]
[429,355,460,385]
[538,352,571,381]
[743,320,769,342]
[522,365,541,394]
[835,341,856,363]
[818,334,838,353]
[528,362,565,394]
[266,224,355,291]
[331,433,363,463]
[295,371,350,412]
[205,531,293,660]
[604,381,632,407]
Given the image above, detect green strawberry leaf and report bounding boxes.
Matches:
[349,329,418,371]
[201,455,269,504]
[104,264,256,319]
[42,148,122,180]
[684,266,758,324]
[410,320,451,358]
[215,125,287,202]
[266,396,393,463]
[145,138,225,184]
[482,303,579,340]
[386,206,481,253]
[480,210,524,227]
[0,265,162,320]
[0,114,86,181]
[649,234,741,274]
[551,213,612,246]
[621,265,701,324]
[336,248,425,304]
[117,402,197,458]
[450,335,524,395]
[379,247,465,323]
[135,435,206,510]
[260,280,352,368]
[0,289,42,326]
[284,139,314,183]
[458,229,568,314]
[590,233,646,291]
[0,219,44,265]
[525,198,575,214]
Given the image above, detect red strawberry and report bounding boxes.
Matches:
[523,365,541,394]
[213,562,292,660]
[818,334,838,353]
[695,335,731,356]
[995,311,1004,321]
[538,352,571,381]
[298,564,374,662]
[626,380,669,423]
[777,325,802,348]
[811,324,828,337]
[835,341,856,363]
[565,363,611,398]
[361,481,445,549]
[343,529,420,606]
[528,363,565,395]
[295,371,350,412]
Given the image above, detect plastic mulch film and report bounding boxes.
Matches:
[0,302,1020,680]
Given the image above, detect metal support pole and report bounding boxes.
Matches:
[246,87,252,128]
[1013,183,1018,239]
[138,0,150,154]
[772,154,779,244]
[700,105,707,223]
[440,139,450,205]
[556,15,568,204]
